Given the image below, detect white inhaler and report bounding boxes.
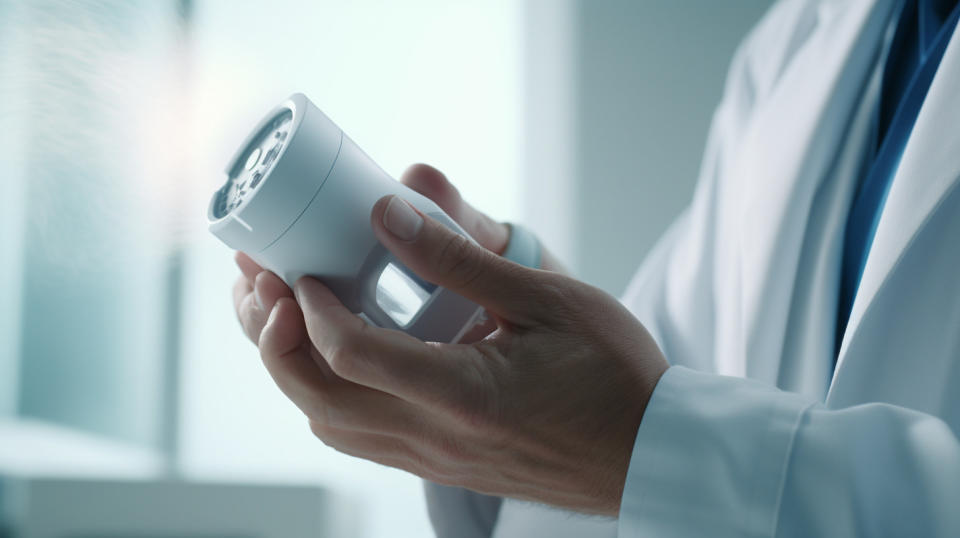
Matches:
[208,93,485,343]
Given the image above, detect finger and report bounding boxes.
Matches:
[400,164,463,220]
[259,297,333,418]
[293,276,472,408]
[254,270,293,312]
[233,275,252,316]
[235,251,264,282]
[371,195,548,322]
[234,276,268,343]
[262,297,441,437]
[400,164,509,254]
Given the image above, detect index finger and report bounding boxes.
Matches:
[235,251,264,282]
[292,276,476,410]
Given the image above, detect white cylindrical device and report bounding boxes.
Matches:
[208,93,485,343]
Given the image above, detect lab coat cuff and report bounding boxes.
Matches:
[618,366,811,537]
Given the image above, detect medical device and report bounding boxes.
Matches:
[208,93,484,343]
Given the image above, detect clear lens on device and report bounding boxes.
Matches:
[376,263,432,326]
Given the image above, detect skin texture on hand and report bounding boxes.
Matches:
[232,164,668,515]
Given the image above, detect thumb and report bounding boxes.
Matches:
[371,195,544,322]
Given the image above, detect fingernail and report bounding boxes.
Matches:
[266,299,282,326]
[293,277,309,304]
[254,273,266,310]
[383,196,423,241]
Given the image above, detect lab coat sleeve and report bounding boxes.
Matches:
[423,482,502,538]
[618,365,960,537]
[616,5,960,530]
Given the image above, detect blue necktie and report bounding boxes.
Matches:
[836,0,960,358]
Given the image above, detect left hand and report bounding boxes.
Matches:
[240,195,668,515]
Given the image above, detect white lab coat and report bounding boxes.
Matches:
[426,0,960,536]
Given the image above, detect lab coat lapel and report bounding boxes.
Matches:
[837,21,960,367]
[733,0,895,382]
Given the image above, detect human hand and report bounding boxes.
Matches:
[232,163,552,346]
[232,165,668,515]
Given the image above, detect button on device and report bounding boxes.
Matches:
[262,144,281,167]
[250,171,263,189]
[244,147,262,171]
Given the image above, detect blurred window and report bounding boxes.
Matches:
[1,1,520,537]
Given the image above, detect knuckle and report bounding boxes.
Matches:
[325,348,353,379]
[407,446,436,477]
[533,275,585,321]
[306,391,332,425]
[308,419,332,441]
[446,347,503,434]
[257,340,276,365]
[433,435,471,465]
[240,303,265,342]
[326,336,364,380]
[435,233,483,289]
[232,276,249,303]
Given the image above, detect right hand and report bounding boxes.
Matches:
[230,164,666,515]
[240,192,667,515]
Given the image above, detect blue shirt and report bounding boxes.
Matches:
[836,0,960,356]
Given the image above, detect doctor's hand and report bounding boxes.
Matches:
[243,200,668,515]
[232,165,667,515]
[233,163,565,345]
[232,163,512,344]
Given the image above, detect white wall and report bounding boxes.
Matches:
[0,0,26,418]
[520,0,578,267]
[525,0,771,293]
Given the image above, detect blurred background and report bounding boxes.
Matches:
[0,0,769,536]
